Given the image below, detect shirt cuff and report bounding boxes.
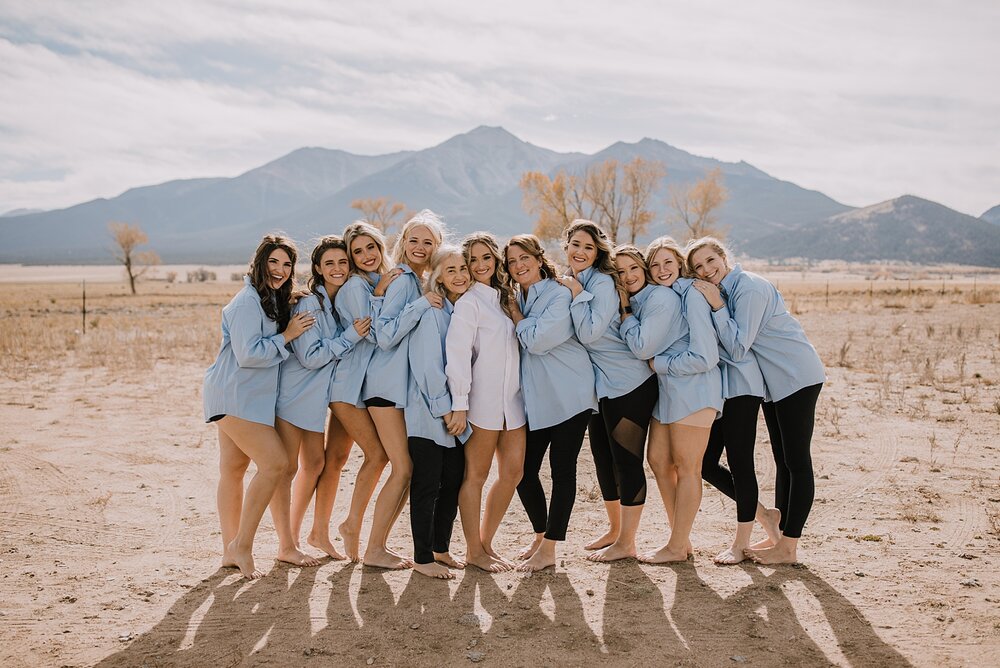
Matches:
[451,394,470,411]
[571,290,594,306]
[269,334,291,360]
[652,355,670,375]
[343,325,363,345]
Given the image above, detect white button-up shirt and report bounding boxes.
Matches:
[445,281,526,430]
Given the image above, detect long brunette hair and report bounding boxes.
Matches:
[247,234,298,330]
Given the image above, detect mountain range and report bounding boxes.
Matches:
[1,126,997,266]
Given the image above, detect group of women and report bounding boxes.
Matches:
[202,211,825,581]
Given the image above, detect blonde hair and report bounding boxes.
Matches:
[391,209,446,266]
[644,236,687,281]
[343,221,391,284]
[685,236,731,277]
[613,244,653,287]
[504,234,559,292]
[462,231,514,319]
[425,244,466,302]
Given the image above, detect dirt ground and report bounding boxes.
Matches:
[1,271,998,667]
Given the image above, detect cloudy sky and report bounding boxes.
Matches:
[1,0,997,217]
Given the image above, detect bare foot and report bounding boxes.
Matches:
[713,547,747,565]
[637,544,689,564]
[517,535,544,560]
[584,528,618,551]
[483,545,512,566]
[517,548,555,573]
[338,520,361,562]
[276,547,322,567]
[362,548,411,570]
[746,540,798,565]
[466,553,510,573]
[413,561,455,580]
[758,507,782,545]
[434,551,466,569]
[586,541,636,563]
[223,540,264,580]
[307,533,347,561]
[749,537,774,550]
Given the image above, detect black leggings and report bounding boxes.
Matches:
[701,395,763,523]
[762,383,822,539]
[517,410,591,541]
[408,437,465,564]
[589,374,658,507]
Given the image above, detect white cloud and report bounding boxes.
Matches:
[0,0,998,215]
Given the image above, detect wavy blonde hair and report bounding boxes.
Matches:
[462,231,514,319]
[644,236,687,282]
[343,221,391,284]
[684,236,731,278]
[391,209,446,267]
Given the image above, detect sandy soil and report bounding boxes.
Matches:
[1,278,998,667]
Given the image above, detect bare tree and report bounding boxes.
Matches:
[350,197,411,236]
[521,157,664,244]
[668,168,729,240]
[109,222,160,295]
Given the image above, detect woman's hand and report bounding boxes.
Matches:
[444,410,467,436]
[425,292,444,309]
[556,275,583,298]
[288,289,310,305]
[373,268,403,297]
[352,316,371,337]
[508,296,524,325]
[693,280,725,310]
[283,311,315,343]
[648,358,656,372]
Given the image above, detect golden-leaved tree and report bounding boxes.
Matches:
[667,167,729,240]
[350,197,411,236]
[521,157,665,244]
[109,222,160,295]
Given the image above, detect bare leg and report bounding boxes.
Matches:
[218,428,249,554]
[272,419,321,567]
[747,535,799,564]
[290,429,325,546]
[482,425,525,561]
[517,537,557,572]
[584,500,621,551]
[588,504,642,562]
[751,505,783,549]
[645,421,688,554]
[332,402,388,561]
[517,532,544,560]
[305,410,352,560]
[715,520,754,565]
[364,406,411,569]
[217,416,288,579]
[640,423,710,564]
[458,425,509,572]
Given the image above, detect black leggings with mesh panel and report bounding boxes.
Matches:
[589,374,658,507]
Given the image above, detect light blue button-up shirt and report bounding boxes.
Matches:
[366,264,430,408]
[329,273,379,407]
[570,267,654,400]
[650,277,724,422]
[276,286,363,433]
[406,299,472,448]
[711,265,826,402]
[203,277,290,426]
[515,278,598,430]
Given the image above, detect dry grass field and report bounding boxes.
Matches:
[1,263,998,667]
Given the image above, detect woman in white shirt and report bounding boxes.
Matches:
[446,232,527,572]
